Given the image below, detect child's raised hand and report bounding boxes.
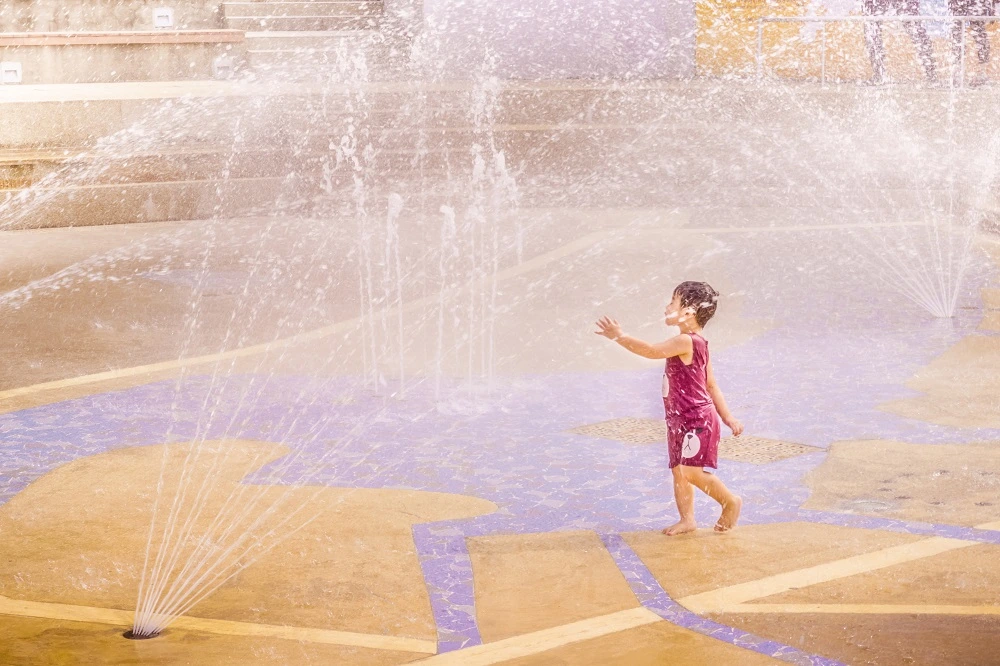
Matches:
[595,316,623,340]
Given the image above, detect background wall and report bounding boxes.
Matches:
[418,0,696,79]
[694,0,1000,80]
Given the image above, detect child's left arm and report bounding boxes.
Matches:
[706,358,744,436]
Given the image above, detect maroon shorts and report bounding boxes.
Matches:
[666,411,720,470]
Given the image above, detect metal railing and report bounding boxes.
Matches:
[756,15,1000,86]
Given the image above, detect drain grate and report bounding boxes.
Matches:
[567,417,664,445]
[717,435,820,464]
[567,418,820,464]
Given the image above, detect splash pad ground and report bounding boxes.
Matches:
[1,80,1000,665]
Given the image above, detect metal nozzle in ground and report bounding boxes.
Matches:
[123,629,159,640]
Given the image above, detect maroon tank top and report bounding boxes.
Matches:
[662,333,714,422]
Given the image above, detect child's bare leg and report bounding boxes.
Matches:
[679,465,742,532]
[663,465,698,535]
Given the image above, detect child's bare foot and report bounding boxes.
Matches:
[662,520,697,536]
[714,496,742,532]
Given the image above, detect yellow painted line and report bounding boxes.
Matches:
[724,603,1000,615]
[0,229,619,402]
[0,595,133,625]
[412,607,662,665]
[168,615,436,653]
[678,537,976,614]
[0,595,436,653]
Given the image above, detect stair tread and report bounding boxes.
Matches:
[224,1,379,5]
[248,48,381,53]
[225,2,379,5]
[228,15,378,19]
[246,30,379,36]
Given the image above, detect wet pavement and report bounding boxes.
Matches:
[1,208,999,664]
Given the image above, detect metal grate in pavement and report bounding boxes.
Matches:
[567,417,664,445]
[717,435,820,464]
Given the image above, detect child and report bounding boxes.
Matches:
[595,281,744,535]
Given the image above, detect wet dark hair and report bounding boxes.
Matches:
[673,281,719,327]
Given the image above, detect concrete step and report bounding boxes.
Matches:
[243,29,394,78]
[0,147,293,189]
[222,2,382,19]
[0,141,473,192]
[2,170,969,230]
[226,15,379,31]
[44,78,978,139]
[244,29,382,50]
[5,79,992,229]
[3,80,995,152]
[0,177,288,229]
[246,49,396,80]
[2,130,970,198]
[0,31,247,84]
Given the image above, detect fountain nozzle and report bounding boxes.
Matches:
[123,629,159,640]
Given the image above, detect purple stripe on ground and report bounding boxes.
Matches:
[412,523,483,652]
[600,533,845,666]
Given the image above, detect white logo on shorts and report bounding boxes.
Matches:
[681,431,702,459]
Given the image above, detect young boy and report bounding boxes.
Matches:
[595,281,744,535]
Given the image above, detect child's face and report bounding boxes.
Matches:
[664,293,683,326]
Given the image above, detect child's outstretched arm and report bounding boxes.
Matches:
[594,316,692,360]
[706,357,744,436]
